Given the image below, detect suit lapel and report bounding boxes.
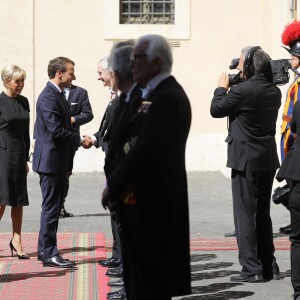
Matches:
[68,85,77,106]
[46,81,71,117]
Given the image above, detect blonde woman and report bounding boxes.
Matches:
[0,65,30,259]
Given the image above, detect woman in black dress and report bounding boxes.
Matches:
[0,65,30,259]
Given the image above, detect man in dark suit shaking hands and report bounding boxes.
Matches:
[33,57,82,268]
[211,47,281,282]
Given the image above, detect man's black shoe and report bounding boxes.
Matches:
[38,252,72,263]
[43,254,76,268]
[224,230,236,237]
[60,208,74,218]
[107,287,126,299]
[230,273,263,282]
[272,264,281,280]
[99,257,121,268]
[108,278,124,287]
[106,265,123,277]
[264,264,281,280]
[279,224,291,233]
[98,256,114,265]
[37,252,44,262]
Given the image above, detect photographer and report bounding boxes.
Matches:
[210,46,281,282]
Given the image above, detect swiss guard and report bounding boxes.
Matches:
[281,20,300,160]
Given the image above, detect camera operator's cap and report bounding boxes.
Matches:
[282,20,300,56]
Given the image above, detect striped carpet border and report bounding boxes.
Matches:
[105,236,291,251]
[0,233,291,299]
[190,237,291,251]
[0,233,110,300]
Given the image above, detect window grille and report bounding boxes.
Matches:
[120,0,175,24]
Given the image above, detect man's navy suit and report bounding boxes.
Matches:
[64,84,93,205]
[32,81,81,258]
[211,74,281,278]
[67,84,93,140]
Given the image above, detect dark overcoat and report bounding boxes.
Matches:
[107,76,192,298]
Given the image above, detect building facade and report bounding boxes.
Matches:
[0,0,294,172]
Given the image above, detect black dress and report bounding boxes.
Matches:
[0,92,30,206]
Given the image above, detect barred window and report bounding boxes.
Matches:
[120,0,175,24]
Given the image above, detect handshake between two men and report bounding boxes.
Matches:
[80,135,94,149]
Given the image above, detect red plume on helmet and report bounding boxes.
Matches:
[282,20,300,56]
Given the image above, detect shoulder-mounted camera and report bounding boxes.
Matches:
[228,57,294,87]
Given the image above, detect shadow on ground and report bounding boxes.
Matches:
[175,253,255,300]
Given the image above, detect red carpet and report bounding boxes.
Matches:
[106,237,291,251]
[0,233,110,300]
[190,237,291,251]
[0,233,290,299]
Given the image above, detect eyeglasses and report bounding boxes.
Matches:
[130,54,148,63]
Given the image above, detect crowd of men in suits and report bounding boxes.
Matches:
[27,24,300,300]
[32,34,192,300]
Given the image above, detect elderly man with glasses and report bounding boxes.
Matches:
[102,34,192,300]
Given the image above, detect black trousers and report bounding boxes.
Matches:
[231,168,277,277]
[289,181,300,299]
[38,172,67,258]
[120,204,172,300]
[111,209,122,259]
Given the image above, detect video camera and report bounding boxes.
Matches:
[228,58,294,86]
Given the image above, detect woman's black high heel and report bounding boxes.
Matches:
[9,240,30,259]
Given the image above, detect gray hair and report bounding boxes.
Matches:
[136,34,173,73]
[253,49,271,74]
[241,46,253,58]
[110,45,134,81]
[1,64,26,87]
[241,46,271,75]
[98,56,109,71]
[112,40,134,50]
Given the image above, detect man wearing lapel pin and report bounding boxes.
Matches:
[33,57,86,268]
[102,35,192,300]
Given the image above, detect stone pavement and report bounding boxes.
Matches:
[0,172,294,299]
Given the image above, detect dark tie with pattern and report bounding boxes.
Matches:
[60,91,70,113]
[61,90,67,101]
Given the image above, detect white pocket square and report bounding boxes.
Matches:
[71,103,78,105]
